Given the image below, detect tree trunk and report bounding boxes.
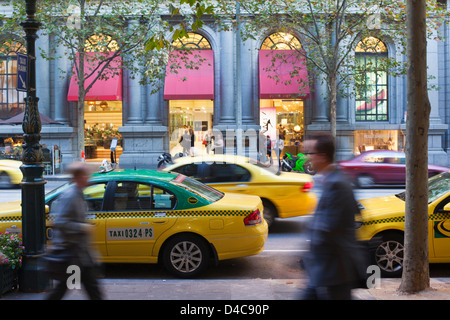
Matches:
[329,74,337,139]
[77,51,85,162]
[398,0,430,294]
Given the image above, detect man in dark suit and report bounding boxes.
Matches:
[301,134,363,300]
[46,162,103,300]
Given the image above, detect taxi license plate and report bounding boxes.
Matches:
[107,227,154,240]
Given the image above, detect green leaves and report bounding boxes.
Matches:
[0,232,24,270]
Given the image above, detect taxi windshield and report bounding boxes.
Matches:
[170,174,224,202]
[395,172,450,203]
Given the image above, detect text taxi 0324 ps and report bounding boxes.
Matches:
[0,169,268,278]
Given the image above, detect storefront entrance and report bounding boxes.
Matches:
[169,100,214,156]
[260,99,304,156]
[84,100,123,160]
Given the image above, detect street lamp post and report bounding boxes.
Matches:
[19,0,48,292]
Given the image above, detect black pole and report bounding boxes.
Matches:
[19,0,48,292]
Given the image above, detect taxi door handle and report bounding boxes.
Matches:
[153,219,167,224]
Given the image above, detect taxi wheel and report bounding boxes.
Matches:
[262,200,276,228]
[162,234,209,278]
[373,232,404,277]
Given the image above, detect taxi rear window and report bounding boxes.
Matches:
[170,174,224,202]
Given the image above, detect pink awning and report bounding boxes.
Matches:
[67,52,122,101]
[164,50,214,100]
[259,50,310,99]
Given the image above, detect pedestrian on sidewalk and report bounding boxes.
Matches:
[266,135,273,166]
[45,161,103,300]
[274,133,285,168]
[299,134,365,300]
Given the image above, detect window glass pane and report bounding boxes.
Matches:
[355,38,388,122]
[261,32,301,50]
[112,182,177,211]
[114,182,140,211]
[171,164,200,179]
[170,174,224,202]
[207,163,251,183]
[84,183,108,211]
[0,42,26,119]
[172,33,212,50]
[152,186,176,210]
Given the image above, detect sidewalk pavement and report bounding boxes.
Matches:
[3,277,450,300]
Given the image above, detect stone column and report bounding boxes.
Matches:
[218,28,235,124]
[53,34,70,124]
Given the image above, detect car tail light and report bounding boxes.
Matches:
[301,182,313,193]
[244,209,262,226]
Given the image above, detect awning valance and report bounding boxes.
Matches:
[164,50,214,100]
[259,50,310,99]
[67,51,122,101]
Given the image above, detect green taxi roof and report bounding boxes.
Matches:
[90,168,177,183]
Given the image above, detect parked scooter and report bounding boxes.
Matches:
[157,152,183,169]
[281,152,315,175]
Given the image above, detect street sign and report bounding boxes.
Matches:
[16,52,28,92]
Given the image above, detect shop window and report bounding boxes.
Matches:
[168,33,214,156]
[82,34,123,160]
[0,42,26,119]
[260,33,305,157]
[355,37,388,121]
[354,130,403,155]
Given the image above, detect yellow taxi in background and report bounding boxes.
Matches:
[0,159,22,188]
[161,155,317,227]
[357,171,450,277]
[0,169,268,278]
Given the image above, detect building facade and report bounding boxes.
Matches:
[0,14,449,169]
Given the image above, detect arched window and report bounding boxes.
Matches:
[261,32,301,50]
[355,37,388,121]
[85,34,119,52]
[171,33,211,50]
[0,41,26,119]
[259,32,307,143]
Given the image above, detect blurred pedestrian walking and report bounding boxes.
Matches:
[45,162,103,300]
[300,134,365,300]
[274,133,285,168]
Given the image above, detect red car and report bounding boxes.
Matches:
[338,150,450,188]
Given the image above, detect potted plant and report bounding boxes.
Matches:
[0,232,24,295]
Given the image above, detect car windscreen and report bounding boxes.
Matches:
[170,174,224,202]
[395,172,450,203]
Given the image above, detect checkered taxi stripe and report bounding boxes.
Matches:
[41,209,252,222]
[0,216,21,223]
[96,210,252,219]
[1,210,255,224]
[362,212,450,226]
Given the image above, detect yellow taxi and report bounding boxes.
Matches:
[161,155,317,227]
[0,159,22,188]
[357,171,450,277]
[0,169,268,278]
